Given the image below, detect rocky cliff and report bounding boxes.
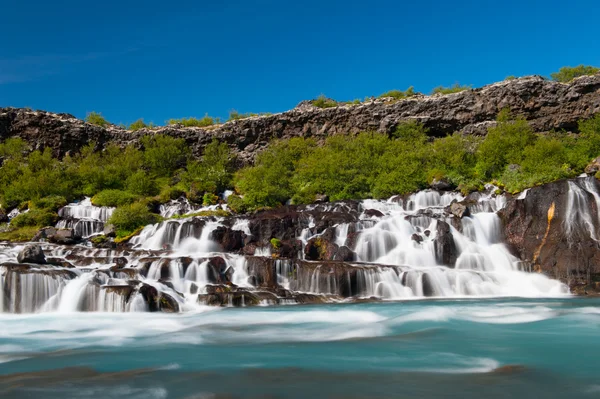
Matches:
[1,74,600,163]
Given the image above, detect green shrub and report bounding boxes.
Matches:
[505,75,517,81]
[551,65,599,83]
[228,110,258,121]
[475,109,536,179]
[226,194,247,214]
[180,139,234,195]
[312,95,338,109]
[432,83,471,95]
[202,192,219,206]
[270,238,281,249]
[11,209,58,228]
[129,119,155,131]
[167,114,217,127]
[157,185,186,203]
[108,202,160,237]
[141,135,189,177]
[92,190,138,207]
[31,195,68,212]
[86,112,109,127]
[125,170,159,196]
[379,86,416,100]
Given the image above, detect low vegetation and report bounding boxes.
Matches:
[311,94,338,109]
[167,114,219,127]
[234,111,600,210]
[551,65,599,83]
[432,83,471,95]
[85,112,109,127]
[378,86,417,100]
[129,119,155,131]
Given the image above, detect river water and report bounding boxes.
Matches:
[0,297,598,398]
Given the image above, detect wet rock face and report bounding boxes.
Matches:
[17,244,46,264]
[434,221,457,267]
[3,75,599,163]
[500,178,600,287]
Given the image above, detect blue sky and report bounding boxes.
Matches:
[1,0,599,125]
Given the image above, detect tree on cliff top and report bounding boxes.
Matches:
[551,65,599,83]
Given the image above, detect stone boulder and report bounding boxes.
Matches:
[209,226,245,252]
[446,202,470,219]
[304,237,339,261]
[17,244,46,264]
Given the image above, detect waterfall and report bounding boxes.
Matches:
[56,198,114,238]
[564,179,600,243]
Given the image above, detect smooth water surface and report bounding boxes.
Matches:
[0,297,598,398]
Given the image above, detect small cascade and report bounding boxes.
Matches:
[564,179,600,243]
[131,218,222,252]
[56,198,114,238]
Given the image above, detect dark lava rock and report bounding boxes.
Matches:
[210,226,245,252]
[2,75,599,164]
[363,209,385,218]
[138,283,180,313]
[17,244,46,264]
[434,220,457,267]
[304,237,339,261]
[430,177,454,191]
[411,233,423,244]
[333,246,356,262]
[499,178,600,287]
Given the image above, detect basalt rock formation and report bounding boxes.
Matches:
[499,177,600,294]
[1,74,600,164]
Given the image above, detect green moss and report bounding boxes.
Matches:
[0,226,39,242]
[270,238,281,250]
[114,226,145,243]
[170,209,231,219]
[91,235,108,245]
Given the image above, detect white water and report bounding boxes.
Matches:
[3,180,591,313]
[56,198,114,238]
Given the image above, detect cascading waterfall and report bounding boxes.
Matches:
[297,189,569,299]
[1,180,584,314]
[56,198,114,238]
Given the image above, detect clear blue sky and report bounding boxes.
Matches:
[1,0,599,126]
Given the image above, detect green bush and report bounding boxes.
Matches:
[505,75,517,81]
[180,139,234,195]
[125,170,159,196]
[432,83,471,95]
[167,114,217,127]
[202,192,219,206]
[551,65,599,83]
[312,95,338,109]
[129,119,155,131]
[108,202,160,237]
[228,110,258,121]
[11,209,58,228]
[475,109,536,179]
[85,112,109,127]
[92,190,138,207]
[379,86,416,100]
[31,195,68,212]
[141,135,189,177]
[226,194,247,214]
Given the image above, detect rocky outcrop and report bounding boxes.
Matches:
[17,244,46,264]
[2,75,599,164]
[499,178,600,291]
